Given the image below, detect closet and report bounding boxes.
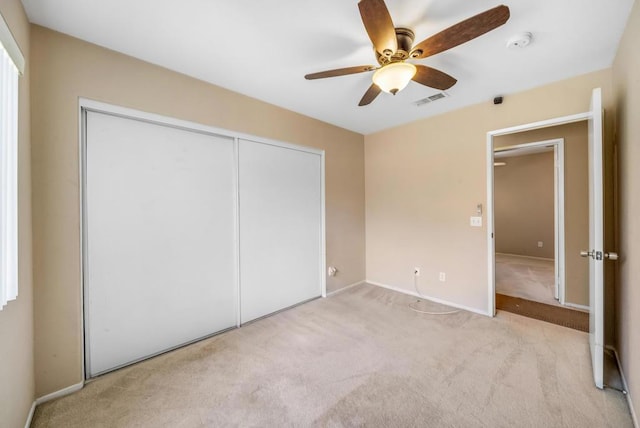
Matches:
[239,139,322,323]
[83,104,323,377]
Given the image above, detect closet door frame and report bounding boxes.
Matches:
[78,98,326,380]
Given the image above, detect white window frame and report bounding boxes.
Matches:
[0,12,24,310]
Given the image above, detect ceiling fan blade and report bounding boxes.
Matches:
[410,5,510,59]
[412,65,457,90]
[305,65,376,80]
[358,0,398,57]
[359,84,382,106]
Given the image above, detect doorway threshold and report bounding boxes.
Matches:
[496,293,588,332]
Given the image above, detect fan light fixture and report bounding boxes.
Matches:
[303,2,510,106]
[372,62,417,95]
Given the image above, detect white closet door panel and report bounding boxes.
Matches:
[239,140,322,323]
[86,111,236,376]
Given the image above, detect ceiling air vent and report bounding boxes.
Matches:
[414,92,450,106]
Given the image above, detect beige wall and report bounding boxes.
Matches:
[30,26,365,396]
[365,69,614,314]
[26,8,638,415]
[613,0,640,419]
[494,122,590,307]
[494,152,555,259]
[0,0,33,427]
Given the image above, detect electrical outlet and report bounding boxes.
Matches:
[470,216,482,227]
[439,272,446,282]
[538,241,543,248]
[414,267,420,276]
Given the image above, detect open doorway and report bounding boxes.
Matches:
[489,121,590,331]
[487,88,612,389]
[493,139,564,307]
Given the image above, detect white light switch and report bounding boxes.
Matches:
[470,216,482,227]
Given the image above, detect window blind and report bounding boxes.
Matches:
[0,39,19,310]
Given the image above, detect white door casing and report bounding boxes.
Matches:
[492,139,565,303]
[487,111,591,316]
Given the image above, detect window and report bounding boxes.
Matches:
[0,13,23,310]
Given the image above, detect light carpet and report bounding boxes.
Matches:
[32,284,632,427]
[495,253,560,307]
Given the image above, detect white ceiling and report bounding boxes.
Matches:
[21,0,635,135]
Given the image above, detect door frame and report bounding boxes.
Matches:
[493,138,565,304]
[486,111,591,316]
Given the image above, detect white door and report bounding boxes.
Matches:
[85,111,237,377]
[585,87,606,389]
[238,139,322,323]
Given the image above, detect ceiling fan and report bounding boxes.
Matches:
[305,0,510,106]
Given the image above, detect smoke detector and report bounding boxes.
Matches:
[506,32,533,49]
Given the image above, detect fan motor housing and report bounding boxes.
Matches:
[377,27,415,65]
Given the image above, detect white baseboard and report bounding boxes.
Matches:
[35,381,84,406]
[496,252,554,262]
[24,401,36,428]
[365,280,491,317]
[606,345,638,428]
[563,301,590,312]
[326,280,365,297]
[23,382,82,427]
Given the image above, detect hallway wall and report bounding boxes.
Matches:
[494,152,555,259]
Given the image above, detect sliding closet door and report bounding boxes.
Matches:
[85,111,237,377]
[239,139,322,323]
